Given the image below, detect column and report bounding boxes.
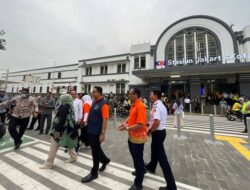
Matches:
[190,76,201,99]
[239,73,250,96]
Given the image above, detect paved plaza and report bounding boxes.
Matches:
[0,115,250,190]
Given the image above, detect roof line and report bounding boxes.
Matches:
[79,53,130,62]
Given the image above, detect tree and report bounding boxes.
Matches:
[0,39,6,50]
[0,30,6,50]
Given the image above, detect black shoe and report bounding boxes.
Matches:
[129,184,143,190]
[34,128,40,131]
[159,186,177,190]
[14,141,23,150]
[44,131,49,135]
[131,169,147,176]
[38,132,43,135]
[99,159,110,172]
[26,127,33,130]
[159,187,167,190]
[81,173,98,183]
[242,130,247,133]
[145,164,156,174]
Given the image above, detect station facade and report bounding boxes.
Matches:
[2,15,250,98]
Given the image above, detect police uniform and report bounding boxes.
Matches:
[146,99,177,190]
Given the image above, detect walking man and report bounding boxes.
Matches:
[81,86,110,183]
[27,95,42,130]
[39,92,55,135]
[70,90,83,152]
[146,90,177,190]
[0,88,38,150]
[118,88,147,190]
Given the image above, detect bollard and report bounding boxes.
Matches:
[247,117,250,144]
[209,114,215,142]
[220,106,223,116]
[214,105,217,116]
[189,103,192,114]
[177,112,181,137]
[201,104,204,115]
[113,108,117,127]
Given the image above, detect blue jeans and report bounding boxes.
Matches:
[128,139,145,188]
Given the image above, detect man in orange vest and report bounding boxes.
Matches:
[119,88,147,190]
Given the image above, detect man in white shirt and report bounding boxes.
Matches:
[146,90,177,190]
[184,96,191,112]
[71,91,83,152]
[71,91,83,124]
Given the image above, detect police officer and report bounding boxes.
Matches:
[146,90,177,190]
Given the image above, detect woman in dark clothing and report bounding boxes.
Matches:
[39,94,78,169]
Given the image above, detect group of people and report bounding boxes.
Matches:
[0,86,176,190]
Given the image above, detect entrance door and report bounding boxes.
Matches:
[170,81,188,99]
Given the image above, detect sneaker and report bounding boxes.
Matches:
[39,164,53,169]
[26,127,33,130]
[65,157,77,163]
[81,144,90,149]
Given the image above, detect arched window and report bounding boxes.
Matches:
[165,27,221,66]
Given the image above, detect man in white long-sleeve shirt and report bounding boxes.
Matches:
[71,91,83,123]
[71,91,82,152]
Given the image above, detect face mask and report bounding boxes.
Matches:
[21,93,28,98]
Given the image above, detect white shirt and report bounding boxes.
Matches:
[184,98,191,104]
[73,99,83,122]
[173,103,184,113]
[149,100,167,130]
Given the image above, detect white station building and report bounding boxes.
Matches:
[2,15,250,98]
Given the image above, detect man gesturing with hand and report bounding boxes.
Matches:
[119,88,147,190]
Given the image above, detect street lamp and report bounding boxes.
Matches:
[0,69,9,91]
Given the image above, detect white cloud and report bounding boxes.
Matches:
[0,0,249,71]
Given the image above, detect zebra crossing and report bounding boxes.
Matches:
[166,115,247,138]
[0,138,201,190]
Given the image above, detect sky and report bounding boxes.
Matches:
[0,0,250,72]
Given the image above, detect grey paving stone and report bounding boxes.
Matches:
[23,117,250,190]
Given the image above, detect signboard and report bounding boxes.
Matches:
[23,75,41,84]
[156,53,250,68]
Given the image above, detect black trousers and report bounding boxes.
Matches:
[88,133,109,175]
[244,113,250,132]
[80,126,89,146]
[8,116,30,145]
[28,114,41,129]
[128,139,145,188]
[147,130,177,190]
[0,112,6,123]
[40,113,52,133]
